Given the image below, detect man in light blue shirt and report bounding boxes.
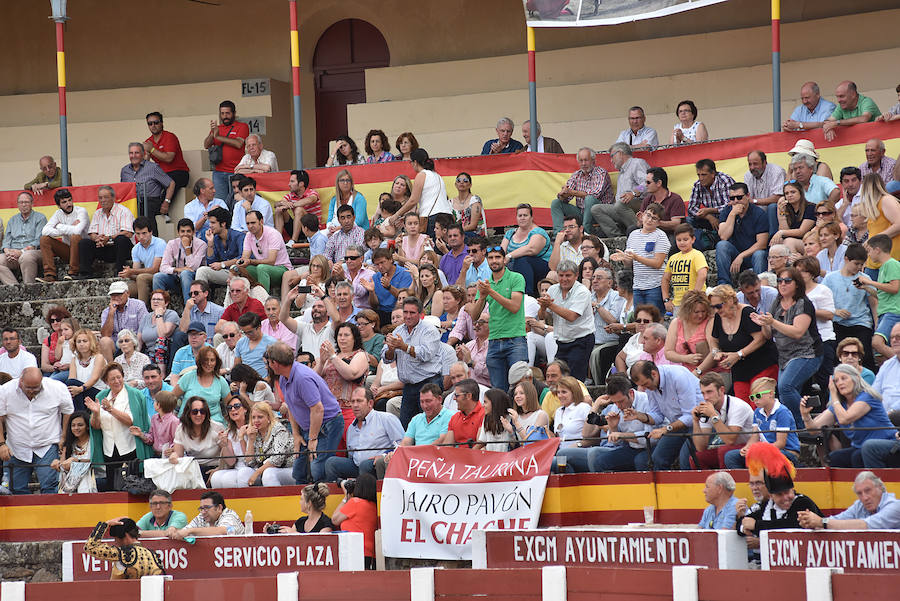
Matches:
[628,361,702,470]
[0,191,47,284]
[324,386,405,480]
[231,177,274,232]
[783,81,837,132]
[180,280,224,342]
[698,472,739,529]
[183,178,228,239]
[233,312,277,377]
[461,237,492,287]
[790,154,839,204]
[798,471,900,530]
[872,322,900,415]
[737,270,779,314]
[141,364,173,419]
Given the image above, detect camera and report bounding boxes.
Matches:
[265,523,281,535]
[805,395,821,409]
[296,285,312,294]
[340,478,356,496]
[586,412,607,427]
[853,278,862,288]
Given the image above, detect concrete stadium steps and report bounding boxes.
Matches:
[17,323,99,348]
[0,295,110,330]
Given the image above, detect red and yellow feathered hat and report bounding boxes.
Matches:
[746,441,796,493]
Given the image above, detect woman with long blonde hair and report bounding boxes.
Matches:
[858,173,900,274]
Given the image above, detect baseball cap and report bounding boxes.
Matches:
[187,321,207,334]
[108,281,128,295]
[508,361,532,386]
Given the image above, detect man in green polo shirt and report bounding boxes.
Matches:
[466,245,527,391]
[823,80,881,141]
[136,490,188,537]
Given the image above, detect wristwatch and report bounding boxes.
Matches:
[737,350,745,359]
[694,368,702,376]
[665,425,674,433]
[822,517,830,530]
[710,416,720,425]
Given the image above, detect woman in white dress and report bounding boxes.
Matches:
[671,100,709,145]
[210,395,254,488]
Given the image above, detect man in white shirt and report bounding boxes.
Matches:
[615,106,658,150]
[0,329,38,377]
[214,321,240,375]
[279,293,334,356]
[682,372,754,469]
[234,134,278,175]
[0,367,74,494]
[38,188,89,282]
[538,260,594,382]
[231,177,274,233]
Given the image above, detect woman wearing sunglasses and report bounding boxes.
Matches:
[450,172,486,239]
[663,291,723,381]
[209,396,254,488]
[167,396,226,481]
[41,304,71,378]
[700,285,778,404]
[770,181,816,255]
[613,304,661,375]
[750,266,823,426]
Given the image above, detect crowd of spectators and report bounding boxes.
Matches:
[0,80,898,507]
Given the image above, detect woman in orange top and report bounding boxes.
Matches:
[858,173,900,275]
[332,472,378,569]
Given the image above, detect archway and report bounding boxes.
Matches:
[313,19,390,166]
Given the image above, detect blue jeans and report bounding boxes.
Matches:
[778,355,823,427]
[8,445,60,494]
[212,171,234,210]
[400,374,443,430]
[551,195,603,236]
[66,378,99,414]
[766,204,780,237]
[486,336,528,392]
[723,447,799,469]
[552,447,592,473]
[633,287,665,314]
[651,432,689,471]
[589,444,646,472]
[861,439,900,468]
[292,413,345,484]
[509,256,549,297]
[715,240,768,286]
[49,370,69,382]
[152,271,196,303]
[324,456,359,481]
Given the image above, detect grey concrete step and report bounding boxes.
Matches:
[0,296,111,329]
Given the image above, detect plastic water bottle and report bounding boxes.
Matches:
[244,509,253,534]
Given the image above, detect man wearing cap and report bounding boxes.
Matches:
[384,297,444,429]
[99,281,149,363]
[38,188,89,282]
[738,442,822,537]
[85,517,164,579]
[169,321,212,386]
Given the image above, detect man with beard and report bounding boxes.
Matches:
[274,169,320,245]
[743,150,786,208]
[467,245,527,392]
[837,167,862,227]
[280,292,335,356]
[38,188,89,282]
[204,100,250,207]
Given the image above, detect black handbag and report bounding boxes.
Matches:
[207,125,233,166]
[120,459,156,496]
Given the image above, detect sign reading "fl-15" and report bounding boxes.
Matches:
[62,532,363,581]
[762,530,900,573]
[471,528,748,569]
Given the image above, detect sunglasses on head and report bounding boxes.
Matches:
[487,246,503,253]
[749,390,772,401]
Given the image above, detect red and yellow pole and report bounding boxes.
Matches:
[55,18,70,186]
[771,0,781,132]
[527,26,537,145]
[289,0,303,168]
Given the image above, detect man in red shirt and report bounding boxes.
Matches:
[215,276,265,335]
[437,378,485,446]
[204,100,250,209]
[274,169,321,245]
[144,112,190,198]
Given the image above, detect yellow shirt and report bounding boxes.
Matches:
[865,197,900,269]
[665,249,708,306]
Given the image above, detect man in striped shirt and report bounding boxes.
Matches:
[75,186,134,279]
[688,158,734,251]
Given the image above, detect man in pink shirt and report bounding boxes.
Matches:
[638,323,673,366]
[235,210,292,295]
[152,218,207,302]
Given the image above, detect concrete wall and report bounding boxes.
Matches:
[1,0,895,170]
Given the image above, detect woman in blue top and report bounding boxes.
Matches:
[500,203,551,295]
[800,363,895,467]
[326,169,368,230]
[172,346,230,425]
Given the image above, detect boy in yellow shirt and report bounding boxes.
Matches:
[662,223,709,314]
